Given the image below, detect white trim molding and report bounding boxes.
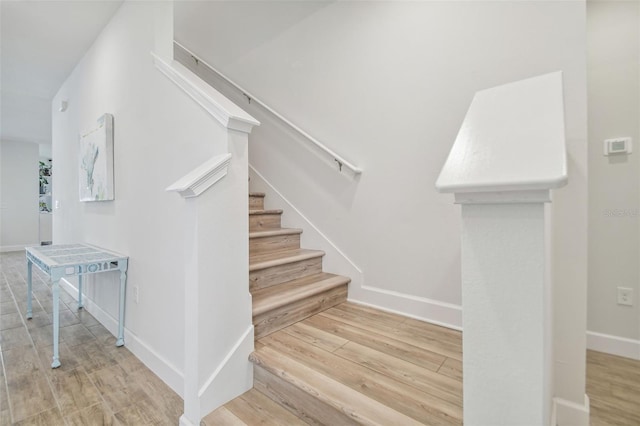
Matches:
[59,278,184,396]
[178,415,197,426]
[197,325,254,418]
[166,153,232,198]
[454,189,552,205]
[587,330,640,360]
[1,244,38,253]
[352,287,462,331]
[198,326,253,398]
[552,394,590,426]
[151,52,259,133]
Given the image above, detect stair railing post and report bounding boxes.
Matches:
[437,72,571,425]
[458,194,552,425]
[157,51,260,426]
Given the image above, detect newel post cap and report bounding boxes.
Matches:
[436,72,568,204]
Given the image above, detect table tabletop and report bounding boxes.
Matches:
[26,243,127,268]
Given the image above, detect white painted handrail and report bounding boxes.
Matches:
[174,41,362,176]
[166,153,232,198]
[152,52,259,134]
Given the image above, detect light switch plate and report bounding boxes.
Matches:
[604,137,632,155]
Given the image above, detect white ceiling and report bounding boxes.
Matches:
[1,0,123,146]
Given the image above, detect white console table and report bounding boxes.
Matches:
[25,244,128,368]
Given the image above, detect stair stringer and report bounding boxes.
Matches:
[196,325,254,419]
[179,326,254,426]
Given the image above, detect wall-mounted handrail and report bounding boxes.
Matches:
[174,41,362,176]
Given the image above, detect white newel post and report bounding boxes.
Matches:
[437,72,568,426]
[158,53,260,426]
[168,151,237,425]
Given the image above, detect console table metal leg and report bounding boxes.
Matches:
[26,260,33,319]
[116,267,127,347]
[78,274,83,310]
[51,278,61,368]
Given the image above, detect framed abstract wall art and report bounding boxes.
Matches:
[79,113,114,201]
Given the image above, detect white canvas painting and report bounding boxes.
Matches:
[79,113,114,201]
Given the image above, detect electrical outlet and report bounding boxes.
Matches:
[134,286,139,304]
[617,287,633,306]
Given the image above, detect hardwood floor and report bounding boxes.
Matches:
[588,349,640,425]
[0,251,182,425]
[203,302,464,425]
[209,302,640,426]
[3,250,640,425]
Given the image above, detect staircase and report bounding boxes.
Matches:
[231,193,463,426]
[203,303,463,425]
[248,192,350,339]
[198,192,462,425]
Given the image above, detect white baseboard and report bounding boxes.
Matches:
[60,278,184,397]
[587,330,640,360]
[198,325,254,418]
[552,394,590,426]
[348,293,462,331]
[179,415,197,426]
[249,165,463,332]
[1,244,37,253]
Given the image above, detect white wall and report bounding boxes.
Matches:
[39,144,52,159]
[0,140,39,251]
[175,0,586,321]
[0,92,52,146]
[175,0,589,416]
[52,1,233,395]
[587,1,640,357]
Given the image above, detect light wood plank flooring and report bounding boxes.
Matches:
[204,302,463,425]
[588,349,640,425]
[0,251,182,425]
[3,251,640,425]
[208,302,640,426]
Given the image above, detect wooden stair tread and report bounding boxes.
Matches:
[250,346,423,426]
[250,249,325,271]
[201,406,248,425]
[253,272,350,316]
[224,388,307,425]
[249,192,265,197]
[258,326,462,424]
[249,209,283,215]
[250,228,303,239]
